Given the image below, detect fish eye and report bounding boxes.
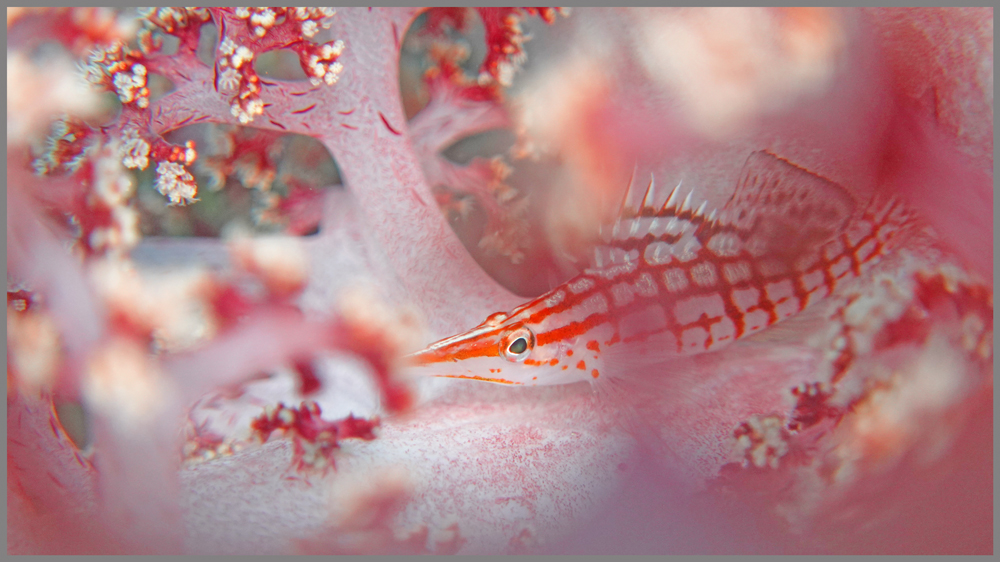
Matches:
[508,338,527,354]
[500,327,534,362]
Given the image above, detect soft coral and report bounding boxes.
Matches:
[6,7,992,555]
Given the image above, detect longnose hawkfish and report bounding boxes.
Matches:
[407,151,916,386]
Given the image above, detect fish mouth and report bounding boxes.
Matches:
[404,332,503,367]
[435,374,523,385]
[403,348,520,384]
[404,347,449,367]
[400,348,459,379]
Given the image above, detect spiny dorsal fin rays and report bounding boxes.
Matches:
[663,180,682,211]
[616,163,641,220]
[695,200,707,217]
[607,151,854,246]
[680,190,693,213]
[640,174,657,212]
[599,176,719,253]
[661,184,711,221]
[601,155,859,255]
[624,177,715,221]
[614,177,716,226]
[618,169,662,221]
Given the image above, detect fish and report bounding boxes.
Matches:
[406,151,916,386]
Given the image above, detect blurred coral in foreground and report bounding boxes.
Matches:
[7,7,992,554]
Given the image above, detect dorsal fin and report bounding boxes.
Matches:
[601,165,716,250]
[615,164,639,219]
[723,150,856,232]
[618,165,660,220]
[716,151,858,260]
[596,152,855,269]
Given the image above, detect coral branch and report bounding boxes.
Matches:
[8,158,106,392]
[141,7,521,334]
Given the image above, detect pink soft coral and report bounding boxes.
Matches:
[7,7,992,554]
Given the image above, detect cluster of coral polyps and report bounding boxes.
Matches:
[7,7,992,555]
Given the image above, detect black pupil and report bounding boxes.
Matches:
[508,337,527,355]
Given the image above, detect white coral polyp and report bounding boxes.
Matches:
[301,20,319,38]
[218,37,237,57]
[231,46,254,69]
[250,8,276,28]
[307,41,346,86]
[218,67,240,92]
[231,97,264,124]
[113,64,149,108]
[154,160,199,205]
[119,128,151,170]
[324,62,343,85]
[321,40,345,59]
